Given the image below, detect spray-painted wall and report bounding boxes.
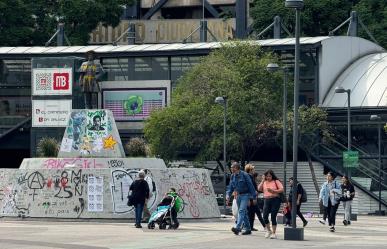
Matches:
[0,168,220,219]
[20,158,167,170]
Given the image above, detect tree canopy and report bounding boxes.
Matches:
[251,0,387,49]
[144,42,284,163]
[0,0,134,46]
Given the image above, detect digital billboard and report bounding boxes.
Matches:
[102,88,167,121]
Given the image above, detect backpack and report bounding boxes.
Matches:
[300,184,307,203]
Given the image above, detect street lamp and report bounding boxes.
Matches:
[335,86,356,221]
[267,63,289,195]
[370,115,385,216]
[284,0,304,241]
[215,96,227,214]
[335,87,352,151]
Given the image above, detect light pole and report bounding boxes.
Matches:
[267,63,289,195]
[370,115,385,216]
[215,96,227,214]
[284,0,304,241]
[335,87,352,152]
[335,87,356,220]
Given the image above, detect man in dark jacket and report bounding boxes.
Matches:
[129,170,150,228]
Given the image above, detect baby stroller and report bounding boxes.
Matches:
[148,193,183,230]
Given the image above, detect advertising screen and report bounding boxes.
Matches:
[102,88,167,121]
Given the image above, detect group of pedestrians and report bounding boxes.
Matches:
[226,162,288,239]
[319,172,355,232]
[227,162,355,237]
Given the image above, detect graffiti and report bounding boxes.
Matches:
[177,180,211,218]
[0,168,219,219]
[111,169,157,214]
[107,160,124,168]
[54,171,73,199]
[27,171,45,201]
[71,170,83,196]
[42,158,105,169]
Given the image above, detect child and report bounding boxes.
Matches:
[283,202,291,226]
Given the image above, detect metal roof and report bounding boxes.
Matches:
[0,36,331,55]
[322,53,387,108]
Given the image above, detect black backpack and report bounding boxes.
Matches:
[300,184,307,203]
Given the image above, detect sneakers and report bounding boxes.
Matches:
[343,220,348,226]
[329,226,335,232]
[319,219,326,225]
[264,230,272,238]
[348,221,351,225]
[270,233,277,239]
[251,228,258,231]
[135,224,142,228]
[241,230,252,235]
[231,227,240,235]
[303,221,308,227]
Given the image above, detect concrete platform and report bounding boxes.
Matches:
[0,216,386,249]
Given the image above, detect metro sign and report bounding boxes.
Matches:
[32,68,73,96]
[53,73,70,90]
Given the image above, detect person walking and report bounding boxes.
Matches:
[226,162,257,235]
[129,170,150,228]
[245,164,266,231]
[319,172,341,232]
[288,177,308,227]
[341,176,355,226]
[258,169,284,239]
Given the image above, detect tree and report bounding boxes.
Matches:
[0,0,135,46]
[125,137,151,157]
[144,42,284,165]
[251,0,387,49]
[274,105,333,195]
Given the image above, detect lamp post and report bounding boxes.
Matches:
[370,115,385,216]
[334,87,356,221]
[267,63,289,195]
[334,87,352,152]
[215,96,227,214]
[284,0,304,241]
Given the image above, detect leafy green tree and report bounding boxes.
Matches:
[251,0,386,48]
[354,0,387,49]
[0,0,135,46]
[144,42,284,164]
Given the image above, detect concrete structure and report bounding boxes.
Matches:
[0,168,220,219]
[19,158,167,170]
[58,110,125,158]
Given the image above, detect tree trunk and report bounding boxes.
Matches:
[307,153,320,196]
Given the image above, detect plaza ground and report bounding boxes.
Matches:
[0,216,386,249]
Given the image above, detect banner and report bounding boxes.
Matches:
[32,68,73,96]
[32,100,72,127]
[102,88,167,121]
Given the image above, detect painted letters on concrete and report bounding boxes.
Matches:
[0,168,220,219]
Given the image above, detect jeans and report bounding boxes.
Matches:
[235,194,251,231]
[135,203,144,225]
[263,197,281,226]
[327,199,339,226]
[342,200,352,221]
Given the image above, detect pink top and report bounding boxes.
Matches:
[258,180,284,199]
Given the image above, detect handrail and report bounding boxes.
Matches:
[309,151,387,208]
[0,116,31,140]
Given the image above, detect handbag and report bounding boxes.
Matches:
[127,194,135,206]
[275,180,286,203]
